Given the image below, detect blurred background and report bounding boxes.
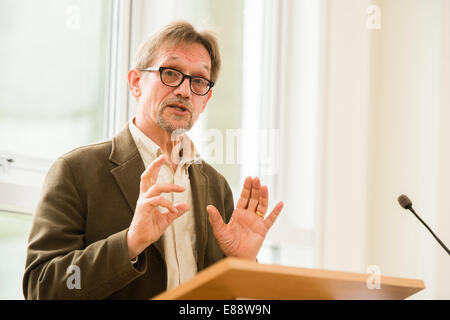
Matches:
[0,0,449,299]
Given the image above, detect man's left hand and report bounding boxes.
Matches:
[206,176,284,261]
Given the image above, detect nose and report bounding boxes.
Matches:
[173,77,192,98]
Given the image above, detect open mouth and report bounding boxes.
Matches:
[167,104,190,113]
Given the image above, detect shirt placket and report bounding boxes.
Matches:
[159,164,181,288]
[173,162,187,284]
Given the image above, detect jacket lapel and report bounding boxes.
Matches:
[109,126,144,214]
[189,163,208,271]
[109,126,165,258]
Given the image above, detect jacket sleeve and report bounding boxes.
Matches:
[22,157,146,299]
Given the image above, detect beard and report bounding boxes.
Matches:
[156,99,194,133]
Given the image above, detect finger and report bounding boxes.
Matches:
[206,205,226,233]
[143,196,178,214]
[264,201,284,229]
[247,177,260,212]
[256,185,269,215]
[236,176,253,209]
[165,203,190,221]
[144,184,185,198]
[140,155,166,193]
[174,203,190,214]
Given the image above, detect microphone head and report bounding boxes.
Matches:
[398,194,412,210]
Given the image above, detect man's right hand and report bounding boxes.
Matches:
[126,155,190,259]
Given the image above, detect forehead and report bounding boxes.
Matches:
[153,42,211,73]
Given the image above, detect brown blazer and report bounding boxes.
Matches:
[22,126,234,299]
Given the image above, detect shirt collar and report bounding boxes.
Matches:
[128,117,202,169]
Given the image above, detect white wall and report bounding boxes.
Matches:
[435,0,450,298]
[320,0,450,299]
[368,0,449,299]
[320,0,372,273]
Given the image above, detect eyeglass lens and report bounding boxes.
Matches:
[161,68,210,95]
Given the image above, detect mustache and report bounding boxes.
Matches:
[161,98,193,112]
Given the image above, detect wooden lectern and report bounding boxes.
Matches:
[153,257,425,300]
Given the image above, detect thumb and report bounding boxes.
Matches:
[206,205,226,232]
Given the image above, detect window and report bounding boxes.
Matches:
[0,0,323,299]
[240,0,322,267]
[0,0,110,162]
[0,211,32,299]
[0,0,112,299]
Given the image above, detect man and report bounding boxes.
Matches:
[23,21,283,299]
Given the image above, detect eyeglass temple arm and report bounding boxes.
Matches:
[140,67,159,72]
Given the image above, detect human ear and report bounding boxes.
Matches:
[128,69,142,98]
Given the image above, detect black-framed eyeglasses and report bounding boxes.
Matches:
[140,66,214,96]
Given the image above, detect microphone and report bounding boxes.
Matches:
[397,194,450,256]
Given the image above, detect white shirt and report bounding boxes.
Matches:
[128,118,200,290]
